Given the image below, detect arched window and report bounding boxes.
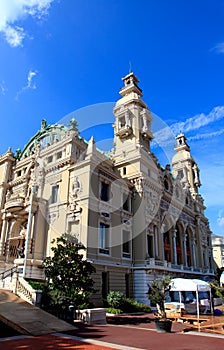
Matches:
[164,231,171,262]
[186,231,192,266]
[176,226,182,265]
[164,178,169,191]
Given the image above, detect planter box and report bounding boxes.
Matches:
[76,308,106,325]
[155,319,172,333]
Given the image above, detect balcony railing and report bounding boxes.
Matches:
[5,196,25,210]
[144,258,214,275]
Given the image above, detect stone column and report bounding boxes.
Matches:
[183,233,187,266]
[172,229,177,265]
[161,223,165,261]
[47,212,58,257]
[154,226,159,258]
[192,237,197,268]
[195,216,202,267]
[0,215,8,255]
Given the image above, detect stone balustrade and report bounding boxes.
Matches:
[12,275,42,307]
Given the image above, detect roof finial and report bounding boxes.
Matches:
[129,61,132,73]
[41,119,47,130]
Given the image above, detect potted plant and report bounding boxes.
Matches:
[148,275,172,333]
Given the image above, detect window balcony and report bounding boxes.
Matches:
[116,126,133,139]
[99,248,109,255]
[140,128,153,140]
[122,252,131,259]
[5,196,25,211]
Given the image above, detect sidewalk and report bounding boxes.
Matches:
[1,320,224,350]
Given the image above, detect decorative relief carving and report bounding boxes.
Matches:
[199,222,208,247]
[145,190,160,217]
[100,211,111,224]
[48,212,59,225]
[71,176,81,198]
[67,176,82,216]
[130,177,144,194]
[120,211,132,225]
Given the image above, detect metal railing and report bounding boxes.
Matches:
[0,266,17,281]
[0,266,42,307]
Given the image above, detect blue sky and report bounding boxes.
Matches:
[0,0,223,236]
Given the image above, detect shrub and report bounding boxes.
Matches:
[123,298,151,313]
[106,307,123,314]
[26,279,46,291]
[106,291,125,309]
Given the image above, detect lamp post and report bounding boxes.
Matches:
[22,184,36,279]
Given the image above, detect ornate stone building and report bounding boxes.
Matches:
[212,235,224,269]
[0,72,214,305]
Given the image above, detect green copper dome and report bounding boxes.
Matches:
[18,119,76,160]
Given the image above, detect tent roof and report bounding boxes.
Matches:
[220,272,224,283]
[170,278,211,292]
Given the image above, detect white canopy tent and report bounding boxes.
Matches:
[169,278,213,319]
[220,272,224,286]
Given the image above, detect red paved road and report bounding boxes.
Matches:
[70,323,224,350]
[0,335,115,350]
[1,323,224,350]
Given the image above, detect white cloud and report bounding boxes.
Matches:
[16,70,38,100]
[27,70,38,89]
[0,80,7,95]
[212,42,224,54]
[217,210,224,227]
[153,106,224,148]
[188,128,224,141]
[4,25,25,47]
[171,106,224,134]
[0,0,55,47]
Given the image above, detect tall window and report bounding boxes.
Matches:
[119,116,125,128]
[176,228,182,265]
[147,235,153,258]
[164,231,171,262]
[99,223,109,254]
[123,193,131,211]
[102,272,109,300]
[186,233,191,266]
[51,185,59,204]
[122,230,130,258]
[100,182,110,202]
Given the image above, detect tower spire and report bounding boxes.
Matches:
[172,133,201,194]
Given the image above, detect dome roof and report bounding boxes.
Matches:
[172,149,190,164]
[18,119,73,159]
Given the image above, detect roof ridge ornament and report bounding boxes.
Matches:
[69,118,79,132]
[41,119,47,130]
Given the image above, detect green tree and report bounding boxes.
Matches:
[43,234,96,310]
[147,275,172,319]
